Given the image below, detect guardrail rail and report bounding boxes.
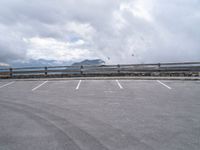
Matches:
[0,62,200,78]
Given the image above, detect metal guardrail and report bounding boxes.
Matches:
[0,62,200,78]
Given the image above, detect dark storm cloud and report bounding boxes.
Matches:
[0,0,199,65]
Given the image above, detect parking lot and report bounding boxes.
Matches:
[0,79,200,150]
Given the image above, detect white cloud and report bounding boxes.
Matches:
[64,22,96,41]
[0,62,10,67]
[25,37,92,61]
[0,0,200,65]
[120,0,154,22]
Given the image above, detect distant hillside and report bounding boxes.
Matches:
[9,59,72,68]
[72,59,105,66]
[3,59,105,68]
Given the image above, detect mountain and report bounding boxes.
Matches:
[72,59,105,66]
[3,59,105,68]
[9,59,72,68]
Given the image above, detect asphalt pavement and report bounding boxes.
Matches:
[0,79,200,150]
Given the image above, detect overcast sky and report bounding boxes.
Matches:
[0,0,200,66]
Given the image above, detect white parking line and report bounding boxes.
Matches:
[0,82,15,89]
[76,80,82,90]
[157,80,172,90]
[32,81,48,91]
[116,80,123,89]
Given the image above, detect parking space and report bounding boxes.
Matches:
[0,79,200,150]
[0,81,15,89]
[0,79,180,92]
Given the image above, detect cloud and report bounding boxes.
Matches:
[0,62,9,67]
[24,36,94,61]
[0,0,199,66]
[0,23,27,62]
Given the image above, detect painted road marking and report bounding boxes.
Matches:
[32,81,48,91]
[0,82,15,89]
[76,80,82,90]
[157,80,172,90]
[116,80,123,89]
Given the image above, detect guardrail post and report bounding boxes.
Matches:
[80,66,83,75]
[158,63,161,74]
[45,67,48,76]
[158,63,161,68]
[9,68,13,78]
[117,64,120,73]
